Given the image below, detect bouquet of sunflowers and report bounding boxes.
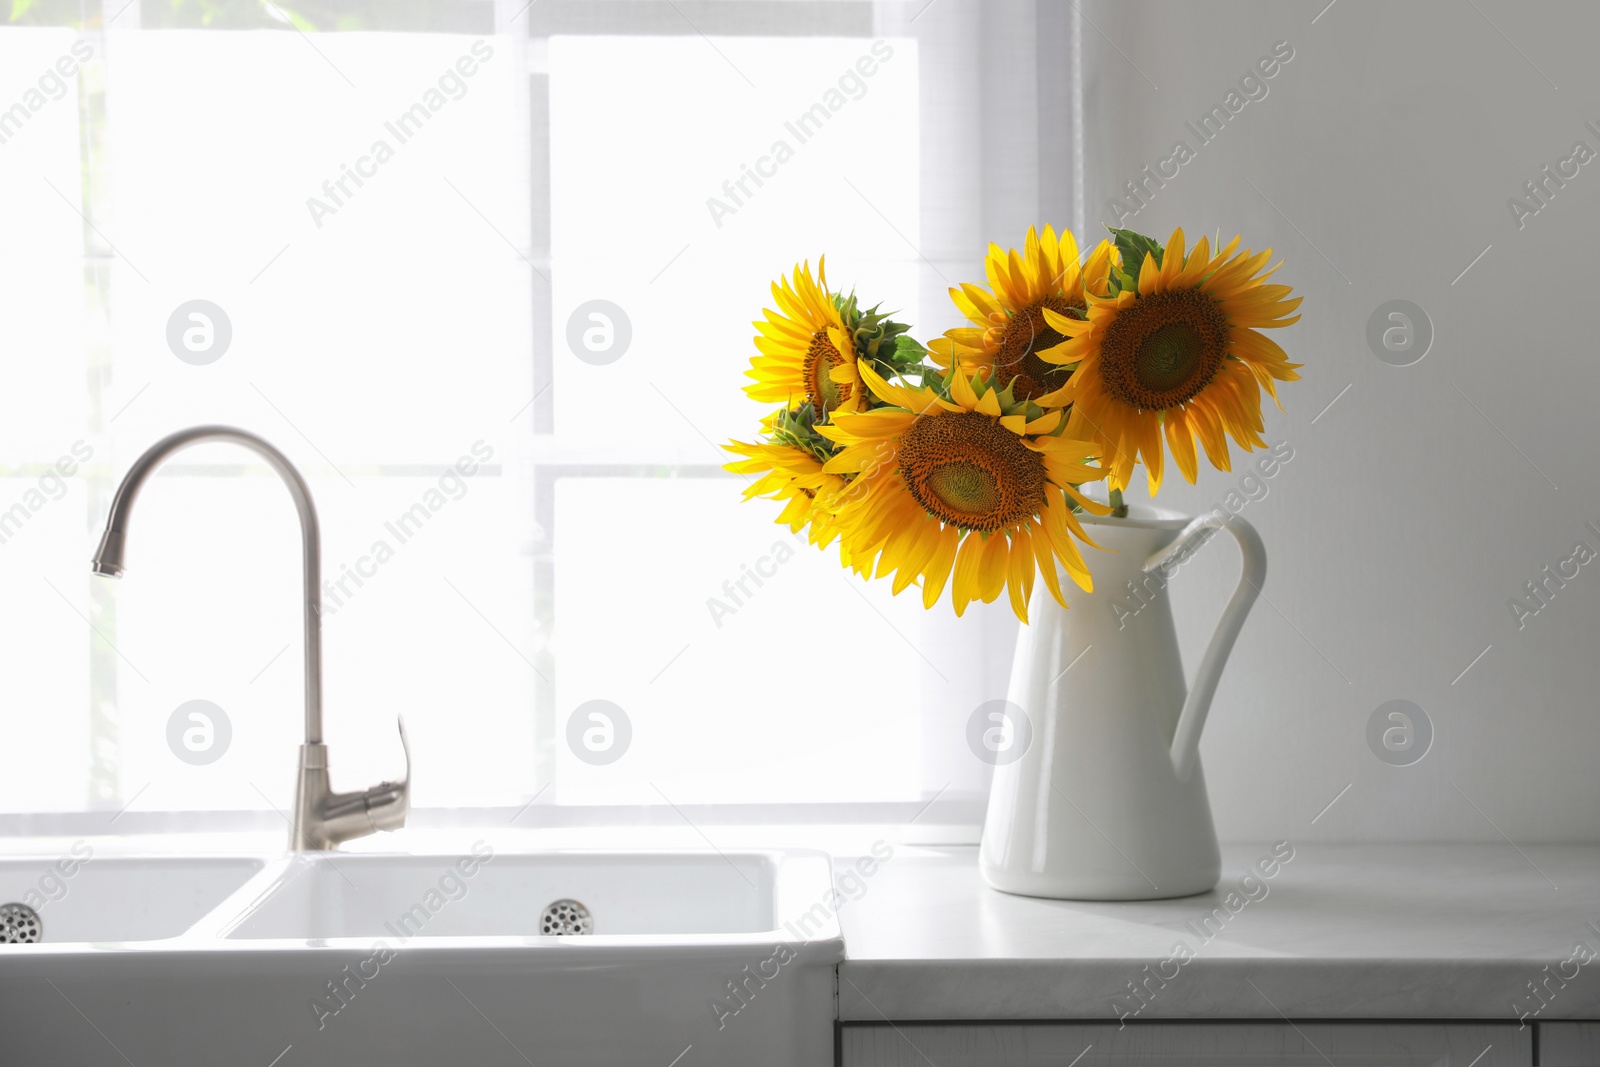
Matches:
[725,225,1301,623]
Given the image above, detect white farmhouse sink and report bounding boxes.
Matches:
[223,849,782,939]
[0,854,264,943]
[0,846,843,1067]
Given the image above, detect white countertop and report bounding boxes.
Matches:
[6,830,1597,1024]
[837,843,1600,1022]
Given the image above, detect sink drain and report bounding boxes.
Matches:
[540,899,592,936]
[1,903,42,944]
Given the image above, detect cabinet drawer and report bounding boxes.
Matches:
[1538,1023,1600,1066]
[841,1021,1529,1066]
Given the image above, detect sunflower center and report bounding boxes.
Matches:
[804,330,851,412]
[1098,289,1229,410]
[1138,323,1206,391]
[897,410,1047,532]
[926,464,1000,515]
[994,295,1083,400]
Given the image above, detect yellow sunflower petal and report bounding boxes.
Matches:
[977,532,1009,603]
[1006,527,1034,623]
[1029,517,1067,609]
[920,524,961,609]
[951,531,986,616]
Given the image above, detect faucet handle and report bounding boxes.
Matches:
[364,715,410,833]
[392,715,410,787]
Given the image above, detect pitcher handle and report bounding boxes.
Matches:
[1143,512,1266,782]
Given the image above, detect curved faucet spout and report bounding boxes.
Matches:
[92,425,324,744]
[93,425,408,851]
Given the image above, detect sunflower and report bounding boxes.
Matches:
[927,226,1117,403]
[744,258,866,416]
[725,406,850,548]
[817,363,1107,622]
[724,439,848,546]
[1037,227,1302,494]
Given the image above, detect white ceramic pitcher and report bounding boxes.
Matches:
[979,505,1266,900]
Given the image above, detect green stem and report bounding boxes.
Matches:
[1108,486,1128,519]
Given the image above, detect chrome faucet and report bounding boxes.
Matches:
[91,425,409,851]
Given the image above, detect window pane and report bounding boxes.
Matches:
[0,28,88,460]
[0,29,97,814]
[547,34,921,451]
[553,477,928,805]
[0,474,92,812]
[103,29,535,462]
[109,461,536,813]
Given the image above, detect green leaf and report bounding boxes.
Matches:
[10,0,36,20]
[892,334,927,359]
[1106,226,1165,292]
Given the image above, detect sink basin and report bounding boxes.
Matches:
[0,854,264,943]
[223,849,782,939]
[0,845,843,1067]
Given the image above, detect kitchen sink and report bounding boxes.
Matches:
[0,843,842,1067]
[221,848,783,940]
[0,853,265,944]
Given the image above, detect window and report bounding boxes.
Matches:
[0,0,1079,832]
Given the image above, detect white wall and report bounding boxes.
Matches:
[1065,0,1600,842]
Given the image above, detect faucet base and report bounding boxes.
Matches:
[290,723,410,852]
